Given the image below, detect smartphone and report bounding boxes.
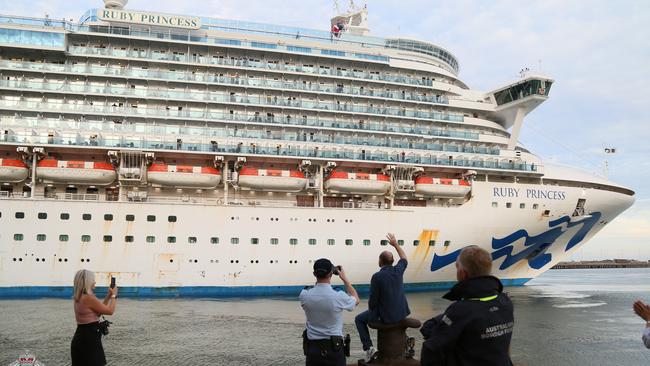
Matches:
[110,276,116,289]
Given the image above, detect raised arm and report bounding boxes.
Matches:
[337,267,360,306]
[86,287,118,316]
[387,233,406,261]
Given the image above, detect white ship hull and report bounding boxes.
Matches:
[0,180,633,297]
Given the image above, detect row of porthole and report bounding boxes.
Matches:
[4,212,178,223]
[175,259,296,264]
[11,257,90,262]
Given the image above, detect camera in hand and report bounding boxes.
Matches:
[333,265,342,276]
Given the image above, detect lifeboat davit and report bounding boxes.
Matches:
[147,164,221,188]
[325,171,391,195]
[238,167,306,192]
[0,158,29,183]
[415,177,471,197]
[37,160,116,185]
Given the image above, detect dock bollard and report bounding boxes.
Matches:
[356,317,421,366]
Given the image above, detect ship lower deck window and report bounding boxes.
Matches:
[345,239,353,246]
[327,239,335,246]
[60,213,70,220]
[520,203,526,209]
[491,202,498,208]
[543,210,551,217]
[231,237,239,244]
[533,204,539,209]
[413,240,419,246]
[290,238,298,245]
[125,236,134,243]
[104,214,113,221]
[210,237,219,244]
[59,235,69,242]
[167,236,176,243]
[188,236,197,244]
[126,214,135,222]
[380,240,388,246]
[506,203,512,208]
[429,240,436,246]
[37,234,46,241]
[251,238,259,245]
[363,239,371,246]
[168,215,177,222]
[15,212,24,219]
[103,235,112,242]
[146,236,155,243]
[398,240,404,246]
[38,212,47,219]
[309,239,317,245]
[81,235,91,242]
[82,214,92,221]
[147,215,156,222]
[14,234,23,241]
[271,238,279,245]
[444,240,451,247]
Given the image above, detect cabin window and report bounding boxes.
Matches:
[491,202,498,208]
[290,238,298,245]
[251,238,259,245]
[533,204,539,209]
[188,237,197,244]
[271,238,279,245]
[59,234,69,242]
[38,212,47,219]
[363,239,371,246]
[345,239,353,246]
[380,240,388,246]
[37,234,46,241]
[398,240,404,246]
[125,236,134,243]
[167,236,176,243]
[413,240,419,246]
[104,214,113,221]
[103,235,112,242]
[82,214,92,220]
[309,238,317,245]
[15,212,25,219]
[444,240,451,247]
[327,239,335,246]
[60,213,70,220]
[429,240,435,246]
[147,215,156,222]
[231,237,239,244]
[506,202,512,208]
[210,237,219,244]
[126,214,135,222]
[168,215,177,222]
[81,235,91,242]
[14,234,24,241]
[146,236,155,243]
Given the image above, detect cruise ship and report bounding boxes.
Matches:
[0,0,635,297]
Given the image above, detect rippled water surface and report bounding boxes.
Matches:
[2,268,650,365]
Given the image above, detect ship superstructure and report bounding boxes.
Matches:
[0,1,635,296]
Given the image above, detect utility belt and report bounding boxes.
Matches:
[302,330,350,357]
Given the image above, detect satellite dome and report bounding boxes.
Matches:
[103,0,128,10]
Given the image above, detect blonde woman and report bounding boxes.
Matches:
[70,269,117,366]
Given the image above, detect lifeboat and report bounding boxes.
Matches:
[415,177,471,197]
[324,171,391,195]
[0,158,29,183]
[37,160,116,185]
[148,163,221,188]
[238,167,306,192]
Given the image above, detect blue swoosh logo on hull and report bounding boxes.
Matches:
[430,212,602,272]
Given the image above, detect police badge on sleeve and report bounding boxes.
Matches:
[7,350,46,366]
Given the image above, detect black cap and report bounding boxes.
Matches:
[313,258,334,275]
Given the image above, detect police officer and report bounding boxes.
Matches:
[300,258,360,366]
[420,245,514,366]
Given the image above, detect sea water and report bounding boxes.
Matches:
[1,268,650,365]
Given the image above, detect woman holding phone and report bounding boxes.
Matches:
[71,269,117,366]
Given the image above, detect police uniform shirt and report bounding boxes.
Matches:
[300,283,356,340]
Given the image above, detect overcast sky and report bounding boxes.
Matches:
[3,0,649,259]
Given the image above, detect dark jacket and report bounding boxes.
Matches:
[420,276,514,366]
[368,258,410,324]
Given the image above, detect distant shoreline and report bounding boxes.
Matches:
[552,260,650,269]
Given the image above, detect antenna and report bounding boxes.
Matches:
[603,147,616,178]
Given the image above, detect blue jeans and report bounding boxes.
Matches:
[355,310,377,351]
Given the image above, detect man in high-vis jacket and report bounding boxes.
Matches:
[420,245,514,366]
